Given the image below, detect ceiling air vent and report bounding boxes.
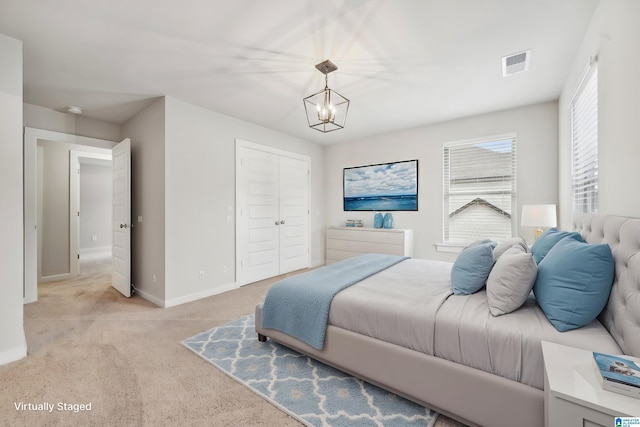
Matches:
[502,50,531,77]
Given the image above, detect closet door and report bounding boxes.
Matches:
[278,156,309,274]
[236,141,310,286]
[236,147,280,285]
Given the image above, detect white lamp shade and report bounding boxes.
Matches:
[521,204,557,228]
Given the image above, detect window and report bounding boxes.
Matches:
[443,134,517,243]
[571,64,598,213]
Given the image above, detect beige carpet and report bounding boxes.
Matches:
[0,256,467,427]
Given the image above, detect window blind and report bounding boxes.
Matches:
[571,65,598,214]
[443,135,517,242]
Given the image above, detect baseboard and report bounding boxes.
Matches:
[39,273,71,283]
[163,282,239,308]
[131,286,165,308]
[0,331,27,366]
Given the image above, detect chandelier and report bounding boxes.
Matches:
[303,60,350,133]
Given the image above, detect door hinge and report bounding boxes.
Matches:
[77,211,80,217]
[77,254,80,260]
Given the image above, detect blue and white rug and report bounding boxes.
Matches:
[182,315,439,427]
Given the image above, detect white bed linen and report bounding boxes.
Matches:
[328,259,452,355]
[328,258,622,390]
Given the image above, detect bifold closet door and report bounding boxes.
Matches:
[236,145,309,286]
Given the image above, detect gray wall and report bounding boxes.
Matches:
[24,103,120,142]
[79,162,112,252]
[0,33,25,364]
[324,101,559,261]
[121,98,167,304]
[558,0,640,227]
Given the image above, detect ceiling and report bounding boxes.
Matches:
[0,0,599,145]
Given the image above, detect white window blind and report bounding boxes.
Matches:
[571,65,598,214]
[443,134,517,243]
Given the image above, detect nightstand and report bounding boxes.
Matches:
[542,341,639,427]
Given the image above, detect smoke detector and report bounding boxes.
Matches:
[502,50,531,77]
[67,106,83,114]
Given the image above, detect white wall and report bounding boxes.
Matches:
[0,33,26,365]
[558,0,640,227]
[163,97,324,305]
[79,162,112,252]
[24,103,121,142]
[325,101,559,261]
[121,98,166,304]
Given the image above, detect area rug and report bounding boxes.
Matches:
[182,315,439,427]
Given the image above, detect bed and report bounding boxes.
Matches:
[255,214,640,427]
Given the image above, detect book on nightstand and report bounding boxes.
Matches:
[592,352,640,399]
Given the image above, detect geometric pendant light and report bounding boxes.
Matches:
[303,59,350,133]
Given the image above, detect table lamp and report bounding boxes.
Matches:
[521,204,557,240]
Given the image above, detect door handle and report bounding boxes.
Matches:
[275,221,279,226]
[120,223,128,229]
[280,220,285,225]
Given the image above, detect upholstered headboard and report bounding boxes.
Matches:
[572,214,640,357]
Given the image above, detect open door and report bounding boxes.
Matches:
[111,138,131,297]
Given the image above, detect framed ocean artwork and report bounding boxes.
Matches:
[343,159,418,211]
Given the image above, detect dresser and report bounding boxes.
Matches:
[326,227,414,264]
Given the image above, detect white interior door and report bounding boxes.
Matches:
[236,140,310,286]
[111,138,131,297]
[236,147,280,285]
[279,156,309,274]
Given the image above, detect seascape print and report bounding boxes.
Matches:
[344,160,418,211]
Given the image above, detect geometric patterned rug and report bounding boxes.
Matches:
[182,315,439,427]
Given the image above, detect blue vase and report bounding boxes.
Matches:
[383,213,394,229]
[373,212,383,228]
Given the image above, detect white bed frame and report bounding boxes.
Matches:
[255,214,640,427]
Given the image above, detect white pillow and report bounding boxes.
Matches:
[493,237,528,261]
[486,246,537,316]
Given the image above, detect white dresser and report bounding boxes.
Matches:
[326,227,414,264]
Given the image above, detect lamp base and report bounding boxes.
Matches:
[534,228,543,240]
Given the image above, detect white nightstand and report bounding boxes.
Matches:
[542,341,639,427]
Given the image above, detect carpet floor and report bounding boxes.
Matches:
[0,256,468,427]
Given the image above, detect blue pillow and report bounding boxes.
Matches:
[451,241,497,295]
[530,227,583,264]
[533,237,614,332]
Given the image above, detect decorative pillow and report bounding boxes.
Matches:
[530,227,583,264]
[451,241,497,295]
[486,246,537,316]
[468,238,494,248]
[533,237,614,332]
[493,237,528,261]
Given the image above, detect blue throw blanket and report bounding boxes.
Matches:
[261,253,409,350]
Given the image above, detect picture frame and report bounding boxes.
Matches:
[343,159,418,211]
